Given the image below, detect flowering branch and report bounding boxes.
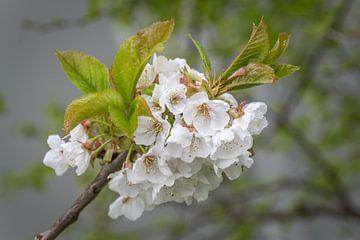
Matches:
[34,150,128,240]
[38,18,298,238]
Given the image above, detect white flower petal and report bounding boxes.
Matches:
[108,196,145,221]
[245,102,267,117]
[248,116,268,135]
[215,158,238,169]
[232,114,252,130]
[223,163,242,180]
[122,197,145,221]
[183,104,198,125]
[193,115,214,136]
[189,91,208,103]
[74,151,90,176]
[239,152,254,168]
[212,128,235,147]
[47,135,63,149]
[62,142,90,175]
[43,150,69,176]
[218,93,238,108]
[210,109,230,131]
[69,124,88,142]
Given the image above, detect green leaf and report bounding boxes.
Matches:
[221,18,269,80]
[274,64,300,79]
[109,95,152,137]
[132,95,153,117]
[220,63,275,93]
[108,105,131,136]
[188,34,212,77]
[263,33,291,64]
[128,102,138,136]
[56,51,110,93]
[111,19,175,105]
[64,89,124,134]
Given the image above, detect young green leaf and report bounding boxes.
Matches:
[218,63,275,94]
[273,64,300,79]
[188,34,212,77]
[111,19,175,105]
[56,51,110,93]
[108,95,152,137]
[64,89,124,134]
[108,105,131,136]
[263,33,291,64]
[221,18,269,80]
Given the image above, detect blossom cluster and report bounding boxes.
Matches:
[43,55,268,221]
[107,55,268,220]
[43,124,91,176]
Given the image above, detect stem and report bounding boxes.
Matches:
[91,138,112,158]
[34,151,128,240]
[126,144,134,162]
[139,145,146,154]
[89,133,106,142]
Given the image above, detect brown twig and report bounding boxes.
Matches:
[34,150,128,240]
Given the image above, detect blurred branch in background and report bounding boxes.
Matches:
[7,0,360,239]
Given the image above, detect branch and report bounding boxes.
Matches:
[34,151,128,240]
[22,14,97,33]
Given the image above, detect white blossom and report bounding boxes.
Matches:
[164,84,187,114]
[143,84,166,114]
[183,92,230,136]
[134,114,171,146]
[152,178,196,205]
[108,169,149,198]
[211,127,253,160]
[128,147,174,186]
[43,124,90,176]
[166,122,212,162]
[43,135,69,176]
[62,141,90,176]
[69,123,88,142]
[233,102,268,135]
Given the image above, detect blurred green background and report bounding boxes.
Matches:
[0,0,359,239]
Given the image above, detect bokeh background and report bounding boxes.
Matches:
[1,0,360,239]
